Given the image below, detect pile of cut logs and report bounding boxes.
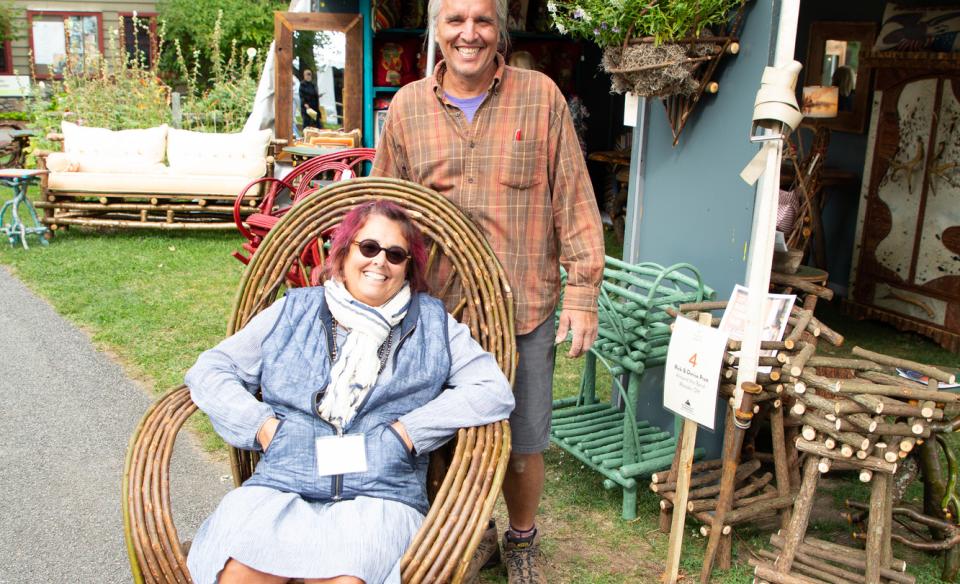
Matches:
[751,348,959,584]
[653,300,960,584]
[654,301,843,582]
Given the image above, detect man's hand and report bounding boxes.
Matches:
[257,417,280,452]
[554,309,598,358]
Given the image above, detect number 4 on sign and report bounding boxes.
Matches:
[689,353,698,368]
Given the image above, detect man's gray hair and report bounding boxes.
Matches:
[427,0,509,50]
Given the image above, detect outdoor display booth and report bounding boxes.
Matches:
[119,0,960,582]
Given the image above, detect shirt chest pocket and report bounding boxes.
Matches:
[498,139,544,190]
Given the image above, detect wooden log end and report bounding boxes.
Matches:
[818,457,832,473]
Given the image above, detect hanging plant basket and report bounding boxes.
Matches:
[550,0,750,144]
[603,38,725,98]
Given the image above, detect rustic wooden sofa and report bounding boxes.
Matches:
[35,122,282,231]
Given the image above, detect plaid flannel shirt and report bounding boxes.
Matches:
[372,55,603,334]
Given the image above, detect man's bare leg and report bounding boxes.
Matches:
[502,452,545,532]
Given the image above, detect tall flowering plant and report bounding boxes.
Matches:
[548,0,743,47]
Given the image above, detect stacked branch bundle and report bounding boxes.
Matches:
[552,259,714,519]
[651,299,843,581]
[749,345,959,584]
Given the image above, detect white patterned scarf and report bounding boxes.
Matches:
[319,278,411,431]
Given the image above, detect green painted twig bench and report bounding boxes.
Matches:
[552,258,715,519]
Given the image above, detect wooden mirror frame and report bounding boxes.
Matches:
[803,21,877,134]
[274,12,363,153]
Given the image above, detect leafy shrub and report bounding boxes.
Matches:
[0,0,23,43]
[174,11,263,134]
[157,0,284,81]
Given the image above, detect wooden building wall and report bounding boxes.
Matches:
[7,1,158,77]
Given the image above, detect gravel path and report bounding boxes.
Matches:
[0,267,231,584]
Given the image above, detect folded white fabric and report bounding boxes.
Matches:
[741,60,803,186]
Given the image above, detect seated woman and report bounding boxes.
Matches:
[186,200,515,584]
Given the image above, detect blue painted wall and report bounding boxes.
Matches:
[628,0,779,457]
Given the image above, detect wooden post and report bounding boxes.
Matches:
[662,418,700,584]
[775,456,821,573]
[699,381,762,584]
[659,421,685,533]
[663,311,711,584]
[770,400,792,529]
[171,92,182,129]
[864,470,890,584]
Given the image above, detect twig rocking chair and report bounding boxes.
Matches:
[123,177,516,584]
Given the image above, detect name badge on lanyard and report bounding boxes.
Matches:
[315,434,368,477]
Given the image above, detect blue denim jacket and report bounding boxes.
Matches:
[186,287,514,514]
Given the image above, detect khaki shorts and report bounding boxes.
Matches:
[509,316,557,454]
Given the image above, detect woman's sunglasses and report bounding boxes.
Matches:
[353,239,410,265]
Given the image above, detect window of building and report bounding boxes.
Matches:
[120,13,158,69]
[28,11,103,78]
[0,41,12,75]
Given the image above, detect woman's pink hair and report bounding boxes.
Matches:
[324,200,429,292]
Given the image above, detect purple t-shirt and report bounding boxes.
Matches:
[445,92,487,123]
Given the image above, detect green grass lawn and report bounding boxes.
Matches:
[1,218,958,582]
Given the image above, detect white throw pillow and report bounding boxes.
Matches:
[167,128,271,178]
[45,152,80,172]
[61,121,168,166]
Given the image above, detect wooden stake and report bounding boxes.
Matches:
[865,472,891,583]
[775,456,823,573]
[662,418,699,584]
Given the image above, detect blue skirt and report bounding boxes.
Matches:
[187,486,424,584]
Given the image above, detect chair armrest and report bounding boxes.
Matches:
[401,421,511,583]
[123,385,197,584]
[233,177,294,241]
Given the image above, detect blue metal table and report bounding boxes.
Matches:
[0,169,49,249]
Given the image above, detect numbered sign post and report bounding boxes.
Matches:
[662,314,727,584]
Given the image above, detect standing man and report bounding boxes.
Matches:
[299,68,322,128]
[371,0,603,581]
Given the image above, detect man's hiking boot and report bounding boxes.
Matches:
[463,520,501,583]
[503,528,546,584]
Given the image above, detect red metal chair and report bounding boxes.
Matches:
[232,148,376,266]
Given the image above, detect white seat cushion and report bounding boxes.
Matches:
[167,128,271,178]
[61,122,168,170]
[48,171,262,197]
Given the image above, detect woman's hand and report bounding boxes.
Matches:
[257,417,280,452]
[391,421,414,452]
